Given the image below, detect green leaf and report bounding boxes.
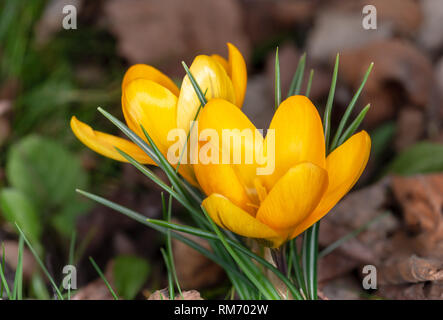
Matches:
[330,62,373,151]
[89,256,118,300]
[15,223,63,300]
[0,188,42,245]
[6,135,88,210]
[388,142,443,175]
[113,255,150,300]
[287,53,306,97]
[274,47,281,110]
[324,54,339,152]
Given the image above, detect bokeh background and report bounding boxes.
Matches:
[1,0,443,300]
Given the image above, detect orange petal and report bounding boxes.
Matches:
[123,79,177,155]
[196,99,262,203]
[122,64,179,96]
[176,55,235,133]
[261,95,326,191]
[194,156,254,215]
[227,43,247,107]
[256,162,328,231]
[211,54,229,73]
[203,193,281,242]
[70,116,155,165]
[291,131,371,238]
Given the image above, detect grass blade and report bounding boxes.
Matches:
[320,211,389,258]
[76,189,249,284]
[182,61,207,106]
[324,53,339,152]
[15,223,63,299]
[146,217,302,300]
[89,257,118,300]
[12,234,24,300]
[201,206,282,300]
[275,47,281,110]
[287,53,306,97]
[160,248,175,300]
[337,103,370,146]
[0,242,12,299]
[305,69,314,98]
[330,62,373,151]
[302,223,319,300]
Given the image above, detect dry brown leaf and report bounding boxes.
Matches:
[148,289,203,300]
[72,260,115,300]
[341,40,433,128]
[104,0,249,75]
[1,240,37,281]
[394,107,425,152]
[392,174,443,257]
[378,255,443,285]
[172,224,224,290]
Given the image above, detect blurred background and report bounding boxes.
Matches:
[0,0,442,300]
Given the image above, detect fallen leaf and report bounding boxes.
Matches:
[148,288,203,300]
[172,223,225,290]
[341,40,433,128]
[104,0,249,76]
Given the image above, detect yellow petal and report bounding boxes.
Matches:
[123,79,177,155]
[176,55,235,132]
[227,43,247,107]
[122,64,180,96]
[291,131,371,238]
[194,156,254,215]
[202,193,280,240]
[197,99,262,203]
[211,54,229,73]
[70,116,155,165]
[261,95,326,190]
[257,162,328,232]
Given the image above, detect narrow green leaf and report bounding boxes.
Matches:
[12,234,24,300]
[147,217,302,300]
[302,223,319,300]
[89,257,118,300]
[287,53,306,97]
[76,189,249,284]
[201,206,282,300]
[305,69,314,98]
[182,61,207,106]
[0,242,12,299]
[15,223,63,300]
[337,103,370,146]
[275,47,281,110]
[324,53,340,152]
[320,211,389,258]
[160,248,175,300]
[330,62,373,151]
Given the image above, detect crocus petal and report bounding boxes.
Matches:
[196,99,262,203]
[291,131,371,238]
[176,55,235,132]
[70,116,155,165]
[123,79,177,155]
[261,95,326,191]
[202,193,280,240]
[122,64,180,96]
[227,43,247,107]
[211,54,229,73]
[257,162,328,231]
[194,157,254,215]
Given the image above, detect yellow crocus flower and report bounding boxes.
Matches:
[70,43,247,186]
[197,96,371,247]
